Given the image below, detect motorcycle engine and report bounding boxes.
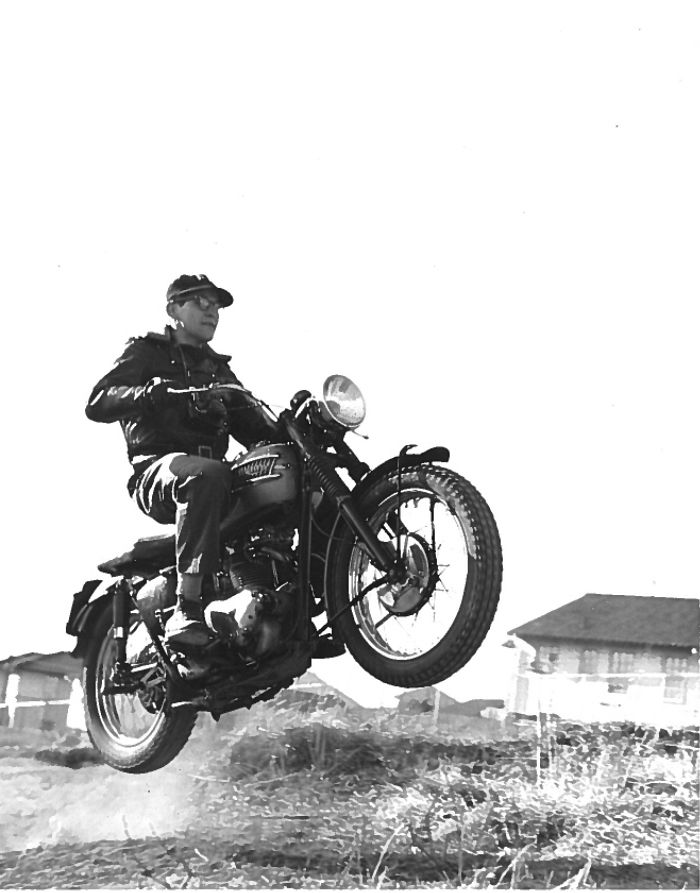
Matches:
[204,554,297,659]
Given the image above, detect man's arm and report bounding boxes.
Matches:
[231,400,284,448]
[85,338,155,423]
[218,370,284,447]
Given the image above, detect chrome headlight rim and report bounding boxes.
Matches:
[320,374,366,430]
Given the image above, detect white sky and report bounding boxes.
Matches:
[1,2,697,707]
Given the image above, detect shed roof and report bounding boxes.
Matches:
[396,687,460,709]
[509,594,699,650]
[0,651,82,679]
[290,671,361,710]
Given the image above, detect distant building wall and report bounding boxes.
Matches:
[0,669,9,727]
[508,638,699,725]
[16,671,72,703]
[0,671,76,733]
[66,679,86,731]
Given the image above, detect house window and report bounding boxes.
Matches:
[579,649,599,676]
[664,657,689,704]
[608,651,635,693]
[536,644,560,671]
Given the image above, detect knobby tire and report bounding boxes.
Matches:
[83,601,197,773]
[327,465,502,687]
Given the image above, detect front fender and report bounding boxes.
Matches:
[321,445,450,609]
[354,445,450,498]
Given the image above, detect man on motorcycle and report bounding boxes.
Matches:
[85,273,281,647]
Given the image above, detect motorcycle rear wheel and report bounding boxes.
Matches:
[327,465,502,686]
[83,601,197,773]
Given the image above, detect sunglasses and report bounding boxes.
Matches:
[172,294,222,312]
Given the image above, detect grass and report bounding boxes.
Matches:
[0,706,697,888]
[181,704,699,888]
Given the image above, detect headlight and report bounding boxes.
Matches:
[321,374,366,429]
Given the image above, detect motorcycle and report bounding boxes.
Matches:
[66,375,502,773]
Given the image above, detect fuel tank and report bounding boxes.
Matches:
[221,443,299,537]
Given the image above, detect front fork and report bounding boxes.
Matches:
[285,416,406,583]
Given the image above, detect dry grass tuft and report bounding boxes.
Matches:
[181,705,699,888]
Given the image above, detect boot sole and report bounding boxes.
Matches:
[165,628,211,648]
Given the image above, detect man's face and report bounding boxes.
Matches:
[168,294,221,344]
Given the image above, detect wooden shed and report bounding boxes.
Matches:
[0,651,82,733]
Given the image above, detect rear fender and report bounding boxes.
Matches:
[66,578,117,659]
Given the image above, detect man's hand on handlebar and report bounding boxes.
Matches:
[142,377,184,410]
[142,379,278,427]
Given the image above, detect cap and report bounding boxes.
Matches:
[166,274,234,308]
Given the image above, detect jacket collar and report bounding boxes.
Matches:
[144,327,232,362]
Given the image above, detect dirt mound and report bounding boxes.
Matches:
[224,722,534,783]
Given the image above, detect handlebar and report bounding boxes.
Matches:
[165,381,281,423]
[163,381,366,450]
[165,383,253,396]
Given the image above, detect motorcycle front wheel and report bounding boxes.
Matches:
[327,465,502,687]
[83,601,197,773]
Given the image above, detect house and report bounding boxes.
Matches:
[393,687,506,729]
[506,594,699,725]
[395,686,504,716]
[0,652,83,733]
[396,687,460,714]
[275,671,362,713]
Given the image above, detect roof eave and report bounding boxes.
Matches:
[513,631,697,651]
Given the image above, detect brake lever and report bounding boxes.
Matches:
[294,396,314,418]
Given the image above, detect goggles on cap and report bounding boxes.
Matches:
[170,295,223,310]
[168,291,222,311]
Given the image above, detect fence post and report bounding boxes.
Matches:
[432,689,441,731]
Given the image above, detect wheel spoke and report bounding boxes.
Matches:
[391,615,422,647]
[96,628,166,745]
[346,483,474,663]
[374,612,393,630]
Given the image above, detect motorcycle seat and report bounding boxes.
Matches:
[98,534,175,577]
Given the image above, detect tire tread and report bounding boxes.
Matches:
[83,603,197,774]
[328,465,502,687]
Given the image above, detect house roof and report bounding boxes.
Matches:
[509,594,699,650]
[0,651,82,679]
[396,687,460,709]
[290,671,361,710]
[394,688,504,715]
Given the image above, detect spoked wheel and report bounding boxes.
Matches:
[83,602,197,773]
[327,465,502,686]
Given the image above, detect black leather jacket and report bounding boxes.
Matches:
[86,328,280,486]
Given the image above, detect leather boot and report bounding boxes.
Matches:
[164,598,210,648]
